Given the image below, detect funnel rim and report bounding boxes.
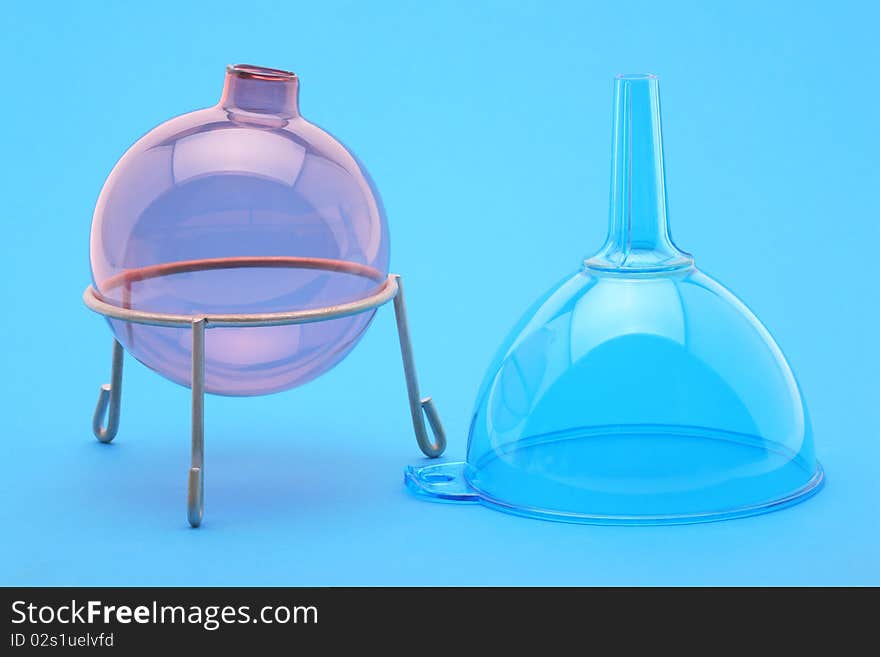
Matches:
[459,424,824,525]
[463,465,824,526]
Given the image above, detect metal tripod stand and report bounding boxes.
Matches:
[84,257,445,527]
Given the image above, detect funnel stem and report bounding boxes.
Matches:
[587,74,691,271]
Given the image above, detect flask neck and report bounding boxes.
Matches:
[587,74,691,272]
[219,64,300,118]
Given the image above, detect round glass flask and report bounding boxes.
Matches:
[90,64,389,396]
[407,74,824,524]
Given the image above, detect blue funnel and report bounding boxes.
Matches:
[406,74,823,524]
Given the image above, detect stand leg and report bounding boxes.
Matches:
[392,275,446,458]
[93,339,124,443]
[187,318,206,528]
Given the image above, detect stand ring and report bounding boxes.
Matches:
[83,256,398,328]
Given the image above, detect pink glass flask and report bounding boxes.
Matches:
[90,64,390,396]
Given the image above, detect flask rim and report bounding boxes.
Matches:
[227,63,297,82]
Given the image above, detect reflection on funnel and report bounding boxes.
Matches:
[407,74,823,524]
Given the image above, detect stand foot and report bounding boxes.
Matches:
[93,339,124,443]
[187,467,204,528]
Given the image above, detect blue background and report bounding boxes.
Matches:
[1,1,877,585]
